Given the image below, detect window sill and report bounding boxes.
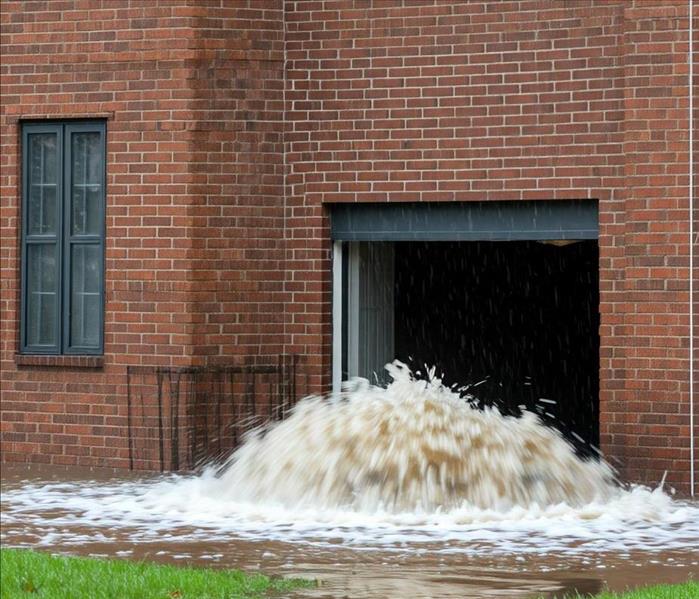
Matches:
[14,354,104,369]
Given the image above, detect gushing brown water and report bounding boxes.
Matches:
[219,362,616,512]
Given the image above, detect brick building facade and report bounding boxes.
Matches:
[1,1,697,495]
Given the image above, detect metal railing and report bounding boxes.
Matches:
[126,355,305,471]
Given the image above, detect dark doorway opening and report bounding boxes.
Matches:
[394,240,600,455]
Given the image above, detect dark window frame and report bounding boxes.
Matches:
[20,121,106,355]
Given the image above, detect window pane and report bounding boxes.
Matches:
[26,244,57,346]
[71,132,102,235]
[86,187,102,234]
[27,133,58,235]
[70,244,101,347]
[28,184,42,234]
[72,186,85,235]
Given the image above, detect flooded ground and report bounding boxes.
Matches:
[2,464,698,599]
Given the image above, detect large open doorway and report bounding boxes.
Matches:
[332,201,600,453]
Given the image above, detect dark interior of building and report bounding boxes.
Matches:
[393,240,600,456]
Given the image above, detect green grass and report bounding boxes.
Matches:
[0,548,315,599]
[545,581,698,599]
[587,582,699,599]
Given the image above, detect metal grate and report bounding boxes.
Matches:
[126,355,305,471]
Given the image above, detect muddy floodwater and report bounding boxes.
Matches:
[1,464,697,599]
[3,363,699,598]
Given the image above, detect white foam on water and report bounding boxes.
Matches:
[2,362,699,556]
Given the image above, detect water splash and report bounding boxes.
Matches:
[2,362,698,557]
[217,361,616,512]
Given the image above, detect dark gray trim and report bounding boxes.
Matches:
[330,200,598,242]
[21,124,62,354]
[20,121,105,355]
[63,121,106,355]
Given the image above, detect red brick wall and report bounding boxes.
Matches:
[1,0,696,493]
[285,0,629,391]
[607,0,696,489]
[184,3,286,364]
[284,0,696,493]
[0,1,286,467]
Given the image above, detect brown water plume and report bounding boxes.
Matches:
[219,362,617,512]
